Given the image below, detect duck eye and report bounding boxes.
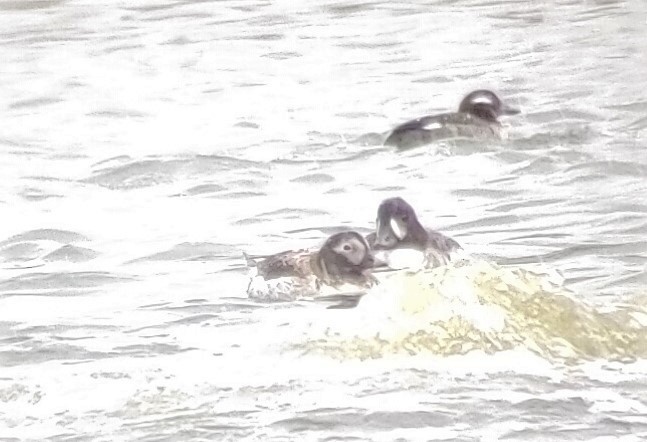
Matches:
[343,244,352,252]
[401,215,409,222]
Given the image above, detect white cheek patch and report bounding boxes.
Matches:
[423,122,443,130]
[471,96,494,105]
[390,218,405,240]
[348,240,365,265]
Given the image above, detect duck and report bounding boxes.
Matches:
[366,197,461,270]
[245,231,378,302]
[384,90,520,149]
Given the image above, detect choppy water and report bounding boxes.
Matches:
[1,0,647,440]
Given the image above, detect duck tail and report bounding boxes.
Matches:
[242,252,258,267]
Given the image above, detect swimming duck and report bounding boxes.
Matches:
[366,197,461,269]
[246,231,377,302]
[384,90,520,149]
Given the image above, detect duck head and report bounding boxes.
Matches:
[316,231,375,282]
[374,197,427,249]
[458,90,520,122]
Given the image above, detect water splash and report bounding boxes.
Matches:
[305,261,647,362]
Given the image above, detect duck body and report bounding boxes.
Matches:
[246,231,377,302]
[384,90,520,149]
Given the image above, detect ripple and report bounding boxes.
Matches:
[564,160,647,178]
[0,229,89,246]
[0,272,135,294]
[0,242,42,263]
[9,97,63,109]
[0,0,63,10]
[0,343,117,367]
[128,242,234,263]
[273,409,453,431]
[111,343,194,357]
[84,155,268,190]
[173,183,226,196]
[18,186,63,201]
[42,245,99,263]
[290,173,335,184]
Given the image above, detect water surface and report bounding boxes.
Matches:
[1,0,647,440]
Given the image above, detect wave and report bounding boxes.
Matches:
[302,260,647,362]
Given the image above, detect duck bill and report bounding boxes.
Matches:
[501,103,520,115]
[369,251,389,268]
[362,252,376,268]
[375,217,404,248]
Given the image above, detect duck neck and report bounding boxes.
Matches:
[468,104,498,122]
[402,220,428,250]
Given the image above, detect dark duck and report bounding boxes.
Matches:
[384,90,520,149]
[366,197,461,270]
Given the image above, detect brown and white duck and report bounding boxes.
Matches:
[246,231,377,302]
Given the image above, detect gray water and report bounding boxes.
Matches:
[1,0,647,440]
